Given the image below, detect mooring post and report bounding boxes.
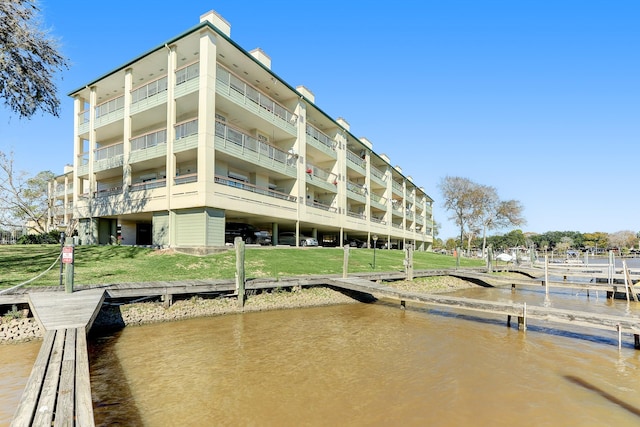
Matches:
[343,244,349,278]
[405,244,414,281]
[507,315,511,327]
[400,300,406,310]
[634,334,640,349]
[517,303,527,331]
[544,255,549,296]
[63,236,75,293]
[235,237,245,308]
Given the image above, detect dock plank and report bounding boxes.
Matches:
[11,330,56,427]
[55,329,76,426]
[75,328,95,427]
[32,329,65,426]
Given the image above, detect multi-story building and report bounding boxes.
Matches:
[61,10,434,250]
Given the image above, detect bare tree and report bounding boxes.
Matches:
[609,230,637,252]
[0,151,53,233]
[0,0,69,118]
[438,176,478,249]
[440,176,526,255]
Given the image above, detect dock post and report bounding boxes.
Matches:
[617,324,622,349]
[235,237,245,309]
[517,303,527,331]
[635,334,640,349]
[400,300,406,310]
[343,245,349,278]
[405,244,413,281]
[544,255,549,296]
[507,315,511,327]
[63,237,75,293]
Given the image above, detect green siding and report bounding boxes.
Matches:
[153,212,170,247]
[175,209,204,246]
[204,208,225,246]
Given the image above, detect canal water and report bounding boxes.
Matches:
[3,283,640,426]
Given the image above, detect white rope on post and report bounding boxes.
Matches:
[0,252,62,295]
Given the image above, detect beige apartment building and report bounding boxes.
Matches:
[50,10,434,250]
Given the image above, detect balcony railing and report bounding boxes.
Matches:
[175,119,198,140]
[306,200,337,212]
[347,181,367,195]
[131,76,168,104]
[95,142,124,161]
[174,173,198,185]
[346,150,366,169]
[216,64,297,124]
[215,120,291,167]
[215,175,296,202]
[371,165,385,181]
[371,216,386,225]
[95,95,124,119]
[306,124,336,151]
[392,180,403,193]
[347,210,366,220]
[131,129,167,151]
[130,179,167,192]
[176,62,199,86]
[94,186,123,198]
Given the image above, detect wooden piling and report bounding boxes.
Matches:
[235,237,245,309]
[343,245,349,278]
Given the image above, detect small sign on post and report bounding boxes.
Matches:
[62,245,74,293]
[62,246,74,264]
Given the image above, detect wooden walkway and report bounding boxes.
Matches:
[11,289,104,427]
[327,277,640,348]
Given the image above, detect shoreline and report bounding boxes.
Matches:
[0,276,479,343]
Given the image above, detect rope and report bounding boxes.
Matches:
[0,251,62,295]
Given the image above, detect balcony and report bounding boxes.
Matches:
[215,121,296,177]
[129,129,167,164]
[392,180,403,196]
[215,175,296,202]
[370,192,387,211]
[306,124,337,158]
[94,142,124,173]
[346,150,366,174]
[174,119,199,153]
[175,62,199,98]
[216,65,297,135]
[346,181,366,203]
[174,173,198,185]
[305,164,338,193]
[370,165,386,186]
[306,199,337,213]
[130,76,168,115]
[130,179,167,192]
[95,95,124,128]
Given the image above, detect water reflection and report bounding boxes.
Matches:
[88,290,640,426]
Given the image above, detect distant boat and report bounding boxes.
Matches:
[496,253,513,262]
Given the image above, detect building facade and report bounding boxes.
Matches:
[58,10,434,250]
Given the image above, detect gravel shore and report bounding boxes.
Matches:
[1,276,480,343]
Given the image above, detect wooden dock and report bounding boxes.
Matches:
[11,289,104,427]
[327,277,640,348]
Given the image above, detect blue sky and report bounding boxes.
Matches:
[1,1,638,240]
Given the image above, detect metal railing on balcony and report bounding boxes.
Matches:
[306,124,336,151]
[95,95,124,119]
[131,76,168,104]
[94,186,123,198]
[130,179,167,192]
[215,175,296,202]
[347,210,366,220]
[305,163,335,183]
[175,119,198,140]
[392,180,403,193]
[215,120,290,166]
[370,165,385,181]
[371,216,386,225]
[131,129,167,151]
[347,181,367,196]
[306,200,337,212]
[176,62,199,86]
[370,192,385,204]
[95,142,124,161]
[216,65,297,124]
[174,173,198,185]
[78,110,89,125]
[346,150,366,169]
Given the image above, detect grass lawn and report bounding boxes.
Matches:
[0,245,484,289]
